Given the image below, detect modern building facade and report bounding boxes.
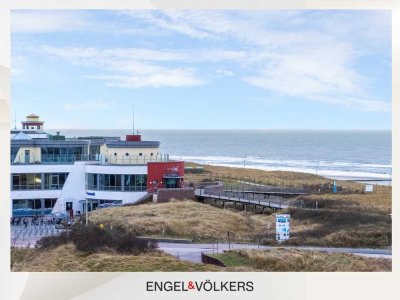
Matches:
[10,114,185,216]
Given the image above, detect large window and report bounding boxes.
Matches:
[125,174,147,191]
[12,173,41,190]
[44,173,68,190]
[41,146,87,163]
[87,173,147,191]
[98,174,122,191]
[11,173,68,190]
[12,198,57,216]
[12,199,41,209]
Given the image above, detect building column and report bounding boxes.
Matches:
[121,174,125,191]
[41,199,45,214]
[41,173,45,189]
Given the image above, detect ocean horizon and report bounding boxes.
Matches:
[45,129,392,182]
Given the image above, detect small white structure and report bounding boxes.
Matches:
[365,184,374,193]
[276,214,290,241]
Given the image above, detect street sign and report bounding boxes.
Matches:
[276,214,290,242]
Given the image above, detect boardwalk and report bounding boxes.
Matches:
[195,188,290,210]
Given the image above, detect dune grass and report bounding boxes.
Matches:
[87,200,270,242]
[211,249,391,272]
[185,163,391,210]
[186,163,363,189]
[86,199,391,248]
[11,244,221,272]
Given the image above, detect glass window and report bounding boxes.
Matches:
[87,173,138,191]
[124,174,147,191]
[44,198,57,208]
[44,173,69,189]
[11,173,41,190]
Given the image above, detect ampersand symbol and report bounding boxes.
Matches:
[188,281,195,290]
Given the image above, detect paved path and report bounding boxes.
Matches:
[158,242,392,263]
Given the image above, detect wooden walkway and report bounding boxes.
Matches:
[195,188,290,210]
[224,189,308,197]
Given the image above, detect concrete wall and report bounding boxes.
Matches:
[52,162,87,214]
[85,164,147,175]
[11,190,61,200]
[86,190,148,205]
[100,146,160,164]
[11,164,73,174]
[156,188,195,203]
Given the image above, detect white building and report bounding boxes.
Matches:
[11,114,185,217]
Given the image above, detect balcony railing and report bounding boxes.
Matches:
[86,185,147,192]
[11,153,171,165]
[106,154,170,165]
[11,154,99,165]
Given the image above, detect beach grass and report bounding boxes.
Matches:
[85,198,390,248]
[185,163,392,210]
[87,200,267,242]
[11,244,221,272]
[210,249,391,272]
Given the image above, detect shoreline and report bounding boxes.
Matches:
[184,161,392,186]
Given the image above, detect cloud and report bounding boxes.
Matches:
[38,46,206,88]
[11,55,27,79]
[87,69,203,89]
[13,10,390,112]
[124,10,235,40]
[215,69,234,77]
[11,11,91,33]
[63,100,112,112]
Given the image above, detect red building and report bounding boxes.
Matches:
[147,161,185,192]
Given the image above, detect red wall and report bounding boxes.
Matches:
[126,135,142,141]
[147,161,185,192]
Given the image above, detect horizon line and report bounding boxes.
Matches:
[43,128,393,131]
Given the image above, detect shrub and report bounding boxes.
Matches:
[70,222,158,254]
[36,231,71,249]
[36,222,157,254]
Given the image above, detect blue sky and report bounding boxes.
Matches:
[11,10,391,130]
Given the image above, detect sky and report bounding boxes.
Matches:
[11,10,391,130]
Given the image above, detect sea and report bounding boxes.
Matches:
[47,129,392,184]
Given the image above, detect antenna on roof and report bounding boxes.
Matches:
[132,104,135,133]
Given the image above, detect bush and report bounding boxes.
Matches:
[36,231,71,249]
[36,222,157,254]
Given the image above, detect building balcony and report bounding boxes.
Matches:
[11,153,171,165]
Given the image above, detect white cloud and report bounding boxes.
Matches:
[11,55,27,79]
[11,11,91,33]
[87,69,203,89]
[36,46,212,88]
[14,10,390,112]
[215,69,234,77]
[124,10,235,40]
